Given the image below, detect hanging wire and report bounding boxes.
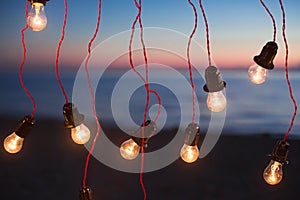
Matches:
[82,0,102,187]
[278,0,298,141]
[137,3,149,198]
[135,1,148,198]
[187,0,198,125]
[259,0,277,42]
[55,0,69,104]
[128,0,162,199]
[199,0,212,66]
[19,1,37,118]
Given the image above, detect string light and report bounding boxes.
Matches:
[262,0,297,186]
[180,123,200,163]
[248,0,277,85]
[5,0,298,196]
[199,0,227,113]
[181,0,201,165]
[27,0,49,32]
[120,120,157,160]
[128,0,162,199]
[53,0,89,145]
[3,1,37,154]
[3,116,35,154]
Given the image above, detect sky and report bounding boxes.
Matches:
[0,0,299,71]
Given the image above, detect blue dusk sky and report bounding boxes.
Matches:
[0,0,299,70]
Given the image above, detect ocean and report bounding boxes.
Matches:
[0,68,299,137]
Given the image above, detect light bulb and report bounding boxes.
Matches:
[3,116,34,154]
[3,132,24,154]
[248,64,268,84]
[206,91,227,112]
[263,160,283,185]
[27,2,47,31]
[120,138,140,160]
[203,66,227,112]
[180,144,199,163]
[71,123,91,145]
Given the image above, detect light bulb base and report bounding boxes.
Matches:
[253,41,278,70]
[184,123,200,146]
[28,0,49,6]
[131,120,157,147]
[203,66,226,93]
[63,103,85,129]
[79,186,93,200]
[15,116,35,138]
[271,140,289,164]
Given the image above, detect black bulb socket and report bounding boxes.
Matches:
[79,186,93,200]
[63,103,84,129]
[271,140,289,164]
[184,123,200,146]
[203,66,226,93]
[15,116,35,138]
[28,0,49,6]
[131,120,157,147]
[253,41,278,70]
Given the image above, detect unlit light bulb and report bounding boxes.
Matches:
[207,91,227,112]
[3,132,24,154]
[248,64,268,84]
[263,160,283,185]
[27,3,47,31]
[71,124,91,145]
[120,138,140,160]
[180,144,199,163]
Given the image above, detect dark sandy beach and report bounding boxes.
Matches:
[0,116,300,200]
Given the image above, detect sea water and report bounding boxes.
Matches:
[0,68,299,137]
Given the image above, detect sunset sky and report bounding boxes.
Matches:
[0,0,299,70]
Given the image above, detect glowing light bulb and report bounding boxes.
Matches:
[3,116,34,154]
[248,41,278,84]
[263,160,283,185]
[180,144,199,163]
[120,138,140,160]
[180,123,200,163]
[203,66,227,112]
[248,64,268,84]
[27,2,47,31]
[71,124,91,145]
[63,103,91,145]
[3,132,24,154]
[263,140,289,185]
[206,91,227,112]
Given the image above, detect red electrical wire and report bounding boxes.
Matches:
[55,0,69,104]
[279,0,298,141]
[82,0,102,188]
[128,0,162,199]
[199,0,212,67]
[135,1,148,199]
[259,0,277,42]
[187,0,198,125]
[19,1,37,118]
[129,2,146,83]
